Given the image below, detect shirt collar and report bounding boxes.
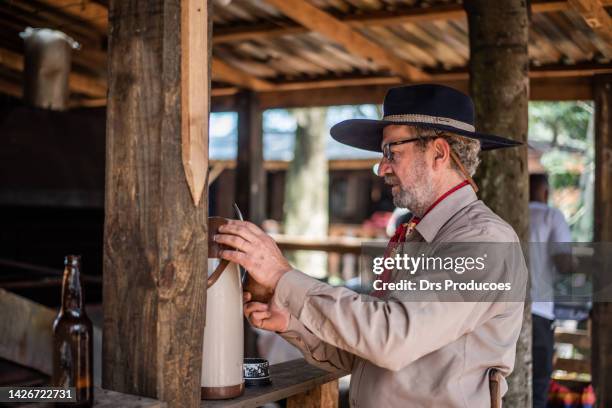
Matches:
[415,184,478,243]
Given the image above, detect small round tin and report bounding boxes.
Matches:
[243,358,272,387]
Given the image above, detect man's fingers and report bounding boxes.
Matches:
[218,249,249,268]
[214,234,252,252]
[244,301,268,316]
[250,311,272,324]
[243,291,252,303]
[218,221,261,242]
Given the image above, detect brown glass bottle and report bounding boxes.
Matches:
[52,255,93,407]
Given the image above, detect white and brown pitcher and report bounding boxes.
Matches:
[201,217,244,400]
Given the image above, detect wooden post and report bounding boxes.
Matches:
[236,90,266,225]
[592,74,612,405]
[235,90,265,358]
[464,0,531,406]
[286,379,339,408]
[103,1,210,407]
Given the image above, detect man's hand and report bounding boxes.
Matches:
[215,220,291,292]
[243,292,290,332]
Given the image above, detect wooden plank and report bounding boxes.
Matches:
[202,359,346,408]
[181,0,211,206]
[555,328,591,349]
[212,58,274,91]
[555,358,591,374]
[261,0,429,82]
[270,233,382,254]
[592,74,612,406]
[0,288,55,375]
[568,0,612,58]
[0,290,103,387]
[95,387,167,408]
[22,387,167,408]
[0,76,22,98]
[103,1,209,406]
[286,380,339,408]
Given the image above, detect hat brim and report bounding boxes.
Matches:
[330,119,522,152]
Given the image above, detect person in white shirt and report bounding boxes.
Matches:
[529,173,573,408]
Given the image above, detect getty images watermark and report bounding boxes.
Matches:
[355,242,612,303]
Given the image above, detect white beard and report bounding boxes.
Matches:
[391,155,436,217]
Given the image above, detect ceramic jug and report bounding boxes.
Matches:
[201,217,244,399]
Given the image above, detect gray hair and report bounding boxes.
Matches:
[408,125,481,176]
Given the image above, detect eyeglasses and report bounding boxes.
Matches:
[380,135,480,193]
[381,136,440,163]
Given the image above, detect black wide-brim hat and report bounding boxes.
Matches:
[330,84,522,152]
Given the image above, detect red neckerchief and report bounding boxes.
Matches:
[371,180,470,298]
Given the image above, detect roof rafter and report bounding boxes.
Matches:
[213,0,608,44]
[260,0,429,82]
[568,0,612,58]
[33,0,108,33]
[212,58,274,91]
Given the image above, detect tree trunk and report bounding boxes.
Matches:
[283,108,329,278]
[103,1,210,407]
[464,1,531,406]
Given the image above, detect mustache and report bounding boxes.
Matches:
[384,176,400,186]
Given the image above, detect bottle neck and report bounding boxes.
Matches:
[61,264,84,312]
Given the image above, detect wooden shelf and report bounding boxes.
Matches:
[21,360,343,408]
[202,359,346,408]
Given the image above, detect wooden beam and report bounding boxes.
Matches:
[209,158,379,172]
[212,58,274,91]
[0,76,22,98]
[34,0,108,33]
[103,0,209,406]
[568,0,612,58]
[261,0,429,82]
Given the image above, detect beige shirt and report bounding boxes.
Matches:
[273,184,527,407]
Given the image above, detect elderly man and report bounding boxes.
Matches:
[215,84,528,407]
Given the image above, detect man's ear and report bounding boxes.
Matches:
[432,138,450,169]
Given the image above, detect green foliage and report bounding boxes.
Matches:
[528,101,592,148]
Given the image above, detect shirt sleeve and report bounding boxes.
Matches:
[548,208,572,256]
[273,269,514,372]
[550,208,572,243]
[278,313,355,373]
